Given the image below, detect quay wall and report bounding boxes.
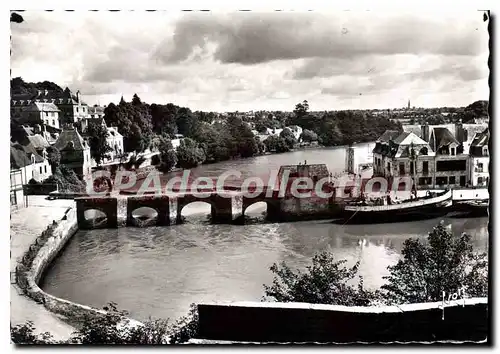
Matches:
[15,206,142,331]
[197,300,488,343]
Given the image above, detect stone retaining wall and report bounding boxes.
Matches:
[15,206,141,332]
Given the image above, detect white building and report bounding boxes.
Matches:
[12,101,61,129]
[106,126,124,161]
[468,128,489,187]
[10,141,52,184]
[373,128,470,189]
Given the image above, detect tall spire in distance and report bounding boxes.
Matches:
[408,99,411,109]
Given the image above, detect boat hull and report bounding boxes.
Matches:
[339,200,453,225]
[449,201,489,218]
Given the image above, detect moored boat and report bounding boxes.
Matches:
[449,199,489,218]
[339,189,453,224]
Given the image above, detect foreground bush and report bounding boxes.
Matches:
[263,253,381,306]
[11,303,199,345]
[263,222,488,306]
[382,222,488,304]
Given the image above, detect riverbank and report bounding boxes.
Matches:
[10,196,76,340]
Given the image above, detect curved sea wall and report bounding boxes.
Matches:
[15,207,142,330]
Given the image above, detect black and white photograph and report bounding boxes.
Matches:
[9,7,491,345]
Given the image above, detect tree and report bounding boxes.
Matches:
[264,135,290,153]
[381,223,488,304]
[150,103,178,137]
[176,138,206,169]
[132,93,142,106]
[299,129,318,143]
[176,107,199,138]
[157,137,178,173]
[226,115,260,158]
[86,120,112,165]
[46,146,61,172]
[279,128,297,150]
[462,100,489,123]
[10,12,24,23]
[192,122,231,163]
[263,252,379,306]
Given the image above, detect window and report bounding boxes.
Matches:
[423,161,429,174]
[32,170,34,178]
[450,147,455,156]
[478,177,483,185]
[45,112,48,116]
[399,163,405,175]
[76,107,79,113]
[436,177,448,186]
[483,147,488,156]
[477,163,484,173]
[449,176,456,184]
[11,191,17,206]
[52,120,55,126]
[410,162,414,175]
[418,177,432,185]
[40,166,42,174]
[44,165,47,173]
[436,160,466,172]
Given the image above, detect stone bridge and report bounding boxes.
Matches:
[76,190,290,229]
[76,188,343,229]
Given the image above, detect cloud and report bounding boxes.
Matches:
[155,12,489,65]
[10,11,489,111]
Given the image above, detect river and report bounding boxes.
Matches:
[41,145,489,322]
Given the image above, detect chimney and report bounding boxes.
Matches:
[76,90,81,104]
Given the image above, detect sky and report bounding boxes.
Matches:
[10,10,490,112]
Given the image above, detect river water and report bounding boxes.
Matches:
[41,145,489,322]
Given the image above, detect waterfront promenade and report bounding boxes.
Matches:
[10,196,76,340]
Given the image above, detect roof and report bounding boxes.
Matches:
[107,127,123,138]
[26,102,60,112]
[10,141,44,169]
[392,132,428,145]
[470,127,489,147]
[11,88,88,106]
[402,125,422,137]
[11,143,31,169]
[27,135,50,150]
[377,130,400,142]
[277,164,329,179]
[461,123,489,143]
[432,127,459,150]
[88,106,105,114]
[53,128,88,151]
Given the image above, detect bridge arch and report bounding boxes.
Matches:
[126,195,171,226]
[178,200,216,224]
[129,206,159,227]
[83,208,108,228]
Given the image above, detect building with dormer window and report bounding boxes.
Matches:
[373,127,470,189]
[469,128,489,187]
[53,126,92,178]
